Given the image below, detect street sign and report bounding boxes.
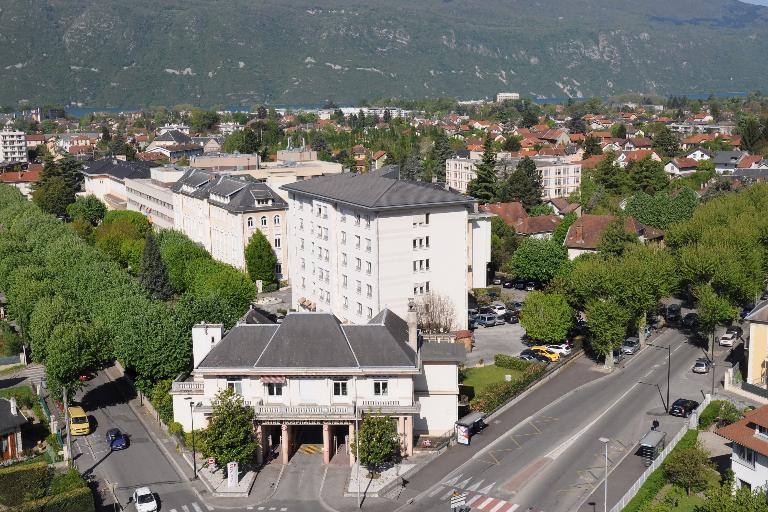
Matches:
[456,424,470,445]
[227,462,238,488]
[450,491,467,508]
[207,457,215,466]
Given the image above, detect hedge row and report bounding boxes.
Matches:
[698,400,725,430]
[11,486,94,512]
[0,462,50,506]
[493,354,534,371]
[469,363,546,412]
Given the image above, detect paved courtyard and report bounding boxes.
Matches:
[467,321,527,367]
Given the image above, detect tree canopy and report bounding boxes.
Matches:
[466,135,497,203]
[520,292,573,343]
[504,157,543,210]
[354,414,400,474]
[203,387,258,476]
[244,230,278,286]
[507,238,568,284]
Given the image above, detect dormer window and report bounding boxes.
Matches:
[256,198,271,206]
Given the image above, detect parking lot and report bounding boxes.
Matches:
[468,320,528,366]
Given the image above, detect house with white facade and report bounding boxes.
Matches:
[283,167,491,330]
[82,159,154,209]
[125,166,185,230]
[171,169,288,278]
[716,404,768,492]
[170,305,465,465]
[0,128,28,165]
[445,156,478,194]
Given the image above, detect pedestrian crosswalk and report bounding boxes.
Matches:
[167,503,208,512]
[429,474,544,512]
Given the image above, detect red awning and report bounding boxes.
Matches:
[260,376,286,384]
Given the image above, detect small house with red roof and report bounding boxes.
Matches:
[664,157,699,176]
[716,403,768,492]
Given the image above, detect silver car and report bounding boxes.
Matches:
[621,337,640,355]
[692,358,711,374]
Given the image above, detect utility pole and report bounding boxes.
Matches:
[599,437,610,512]
[711,330,716,396]
[666,345,671,413]
[63,386,72,465]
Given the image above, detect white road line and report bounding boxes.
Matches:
[490,501,508,512]
[457,477,471,488]
[466,494,483,506]
[428,485,445,497]
[477,497,495,509]
[467,479,484,491]
[181,506,190,512]
[169,509,177,512]
[257,507,265,510]
[281,508,288,511]
[478,482,496,494]
[192,503,204,512]
[440,489,455,500]
[507,504,520,512]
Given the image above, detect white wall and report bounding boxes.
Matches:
[415,395,458,434]
[732,449,768,491]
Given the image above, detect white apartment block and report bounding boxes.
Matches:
[125,166,184,230]
[172,168,288,279]
[82,159,154,209]
[283,167,491,330]
[0,129,28,164]
[445,156,581,199]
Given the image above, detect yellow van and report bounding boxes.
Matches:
[68,406,90,436]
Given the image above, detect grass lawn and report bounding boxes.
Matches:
[463,365,523,395]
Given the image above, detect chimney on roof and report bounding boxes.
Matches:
[407,298,419,354]
[10,397,17,416]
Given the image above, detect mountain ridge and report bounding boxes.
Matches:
[1,0,767,107]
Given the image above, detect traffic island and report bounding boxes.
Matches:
[197,464,258,498]
[345,462,416,498]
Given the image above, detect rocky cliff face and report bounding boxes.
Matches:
[1,0,766,107]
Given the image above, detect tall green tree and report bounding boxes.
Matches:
[139,231,173,300]
[628,157,669,195]
[66,194,107,225]
[32,176,74,217]
[189,109,220,133]
[598,218,638,257]
[490,217,518,273]
[222,128,261,154]
[625,189,698,230]
[504,157,543,210]
[354,414,400,476]
[401,147,424,181]
[611,123,627,139]
[507,238,567,284]
[429,132,453,182]
[593,152,626,195]
[203,387,258,476]
[737,115,765,153]
[244,230,277,286]
[664,440,714,495]
[652,126,680,157]
[520,292,574,343]
[582,136,602,159]
[553,212,577,245]
[466,135,498,203]
[586,297,630,368]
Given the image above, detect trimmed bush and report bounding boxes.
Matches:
[149,379,174,424]
[470,363,546,412]
[493,354,533,371]
[698,400,725,430]
[0,462,50,506]
[12,486,94,512]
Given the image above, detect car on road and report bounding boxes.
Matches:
[665,304,681,323]
[525,282,536,291]
[504,310,519,324]
[692,358,711,374]
[547,344,572,356]
[132,487,158,512]
[530,346,560,362]
[477,314,504,327]
[726,325,743,338]
[669,398,700,418]
[68,406,90,436]
[520,349,551,364]
[621,337,640,355]
[106,428,129,450]
[612,348,625,364]
[719,332,738,347]
[682,313,699,329]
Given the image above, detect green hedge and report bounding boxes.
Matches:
[698,400,725,430]
[0,462,50,506]
[470,363,546,412]
[493,354,533,371]
[11,486,94,512]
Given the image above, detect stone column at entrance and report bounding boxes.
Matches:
[281,424,290,465]
[323,424,331,464]
[397,416,406,455]
[404,416,413,457]
[348,422,356,465]
[256,424,265,465]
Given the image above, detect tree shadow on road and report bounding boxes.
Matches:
[81,376,137,412]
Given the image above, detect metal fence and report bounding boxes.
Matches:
[741,381,768,399]
[608,394,712,512]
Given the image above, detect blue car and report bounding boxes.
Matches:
[106,428,128,450]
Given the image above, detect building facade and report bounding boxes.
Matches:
[125,166,184,230]
[81,159,154,210]
[172,168,288,278]
[283,168,490,329]
[0,128,28,164]
[0,398,26,460]
[170,307,464,465]
[716,405,768,492]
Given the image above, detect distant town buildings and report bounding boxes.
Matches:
[496,92,521,102]
[0,128,28,165]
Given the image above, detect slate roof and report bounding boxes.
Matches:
[0,398,27,434]
[282,165,475,211]
[81,159,153,181]
[198,310,417,370]
[171,168,287,213]
[420,343,466,363]
[713,151,746,166]
[746,300,768,323]
[154,129,192,144]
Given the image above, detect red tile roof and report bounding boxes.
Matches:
[681,134,714,145]
[670,157,699,170]
[628,137,652,148]
[580,155,605,170]
[136,151,165,161]
[68,145,93,155]
[25,134,47,142]
[372,150,387,161]
[0,164,42,184]
[565,214,638,250]
[738,155,764,169]
[624,149,657,162]
[717,405,768,458]
[479,202,561,235]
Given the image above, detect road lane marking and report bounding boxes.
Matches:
[478,482,496,494]
[490,500,508,512]
[506,505,520,512]
[428,485,444,497]
[477,497,495,509]
[466,494,482,506]
[443,474,461,486]
[440,489,455,500]
[467,479,484,491]
[457,477,471,488]
[192,503,203,512]
[181,506,190,512]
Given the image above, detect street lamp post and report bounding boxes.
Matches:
[599,437,610,512]
[184,398,198,479]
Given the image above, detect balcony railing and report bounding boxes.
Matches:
[254,404,355,419]
[170,380,204,394]
[358,400,421,414]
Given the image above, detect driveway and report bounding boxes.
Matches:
[468,322,527,367]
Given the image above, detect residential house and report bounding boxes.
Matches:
[0,163,42,198]
[171,168,288,278]
[616,150,661,169]
[371,150,388,170]
[218,122,245,136]
[0,398,26,460]
[0,128,27,164]
[745,301,768,389]
[191,136,223,154]
[146,129,194,152]
[24,134,47,149]
[82,159,154,209]
[155,144,204,163]
[545,197,581,217]
[680,134,714,150]
[283,167,491,330]
[623,137,653,151]
[685,148,712,162]
[716,404,768,492]
[445,156,479,193]
[714,151,748,174]
[158,124,190,135]
[563,215,640,259]
[479,202,561,239]
[169,307,465,465]
[125,166,185,230]
[664,157,699,176]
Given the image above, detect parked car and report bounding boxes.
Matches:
[669,398,700,418]
[547,344,572,356]
[468,308,479,320]
[682,313,699,329]
[621,337,640,355]
[514,280,526,290]
[106,428,128,450]
[502,280,515,289]
[487,290,499,299]
[132,487,158,512]
[490,303,507,316]
[719,332,738,347]
[726,325,743,338]
[741,304,755,319]
[492,276,503,285]
[612,348,625,364]
[468,318,477,330]
[504,310,519,324]
[665,304,681,322]
[531,346,560,362]
[525,282,536,291]
[68,406,90,436]
[518,354,537,362]
[510,301,524,312]
[520,349,550,364]
[692,358,711,374]
[477,314,501,328]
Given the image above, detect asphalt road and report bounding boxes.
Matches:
[404,327,715,512]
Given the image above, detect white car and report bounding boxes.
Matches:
[547,344,572,356]
[719,332,737,347]
[490,304,507,316]
[133,487,158,512]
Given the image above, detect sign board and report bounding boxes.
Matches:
[207,457,215,466]
[505,374,512,382]
[450,491,467,508]
[456,424,470,445]
[227,462,238,488]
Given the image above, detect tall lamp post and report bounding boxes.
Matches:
[599,437,610,512]
[184,398,198,479]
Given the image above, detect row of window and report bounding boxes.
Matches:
[413,259,430,272]
[126,186,174,210]
[341,232,372,251]
[413,236,431,249]
[342,297,374,319]
[127,199,173,223]
[413,281,431,295]
[247,215,281,228]
[341,254,372,274]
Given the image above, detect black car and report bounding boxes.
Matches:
[504,310,520,324]
[502,280,515,289]
[726,325,744,337]
[105,428,128,450]
[612,348,625,363]
[669,398,700,418]
[514,280,526,290]
[682,313,699,329]
[511,301,524,312]
[521,334,542,347]
[520,349,550,364]
[492,276,503,285]
[741,304,755,320]
[665,304,682,322]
